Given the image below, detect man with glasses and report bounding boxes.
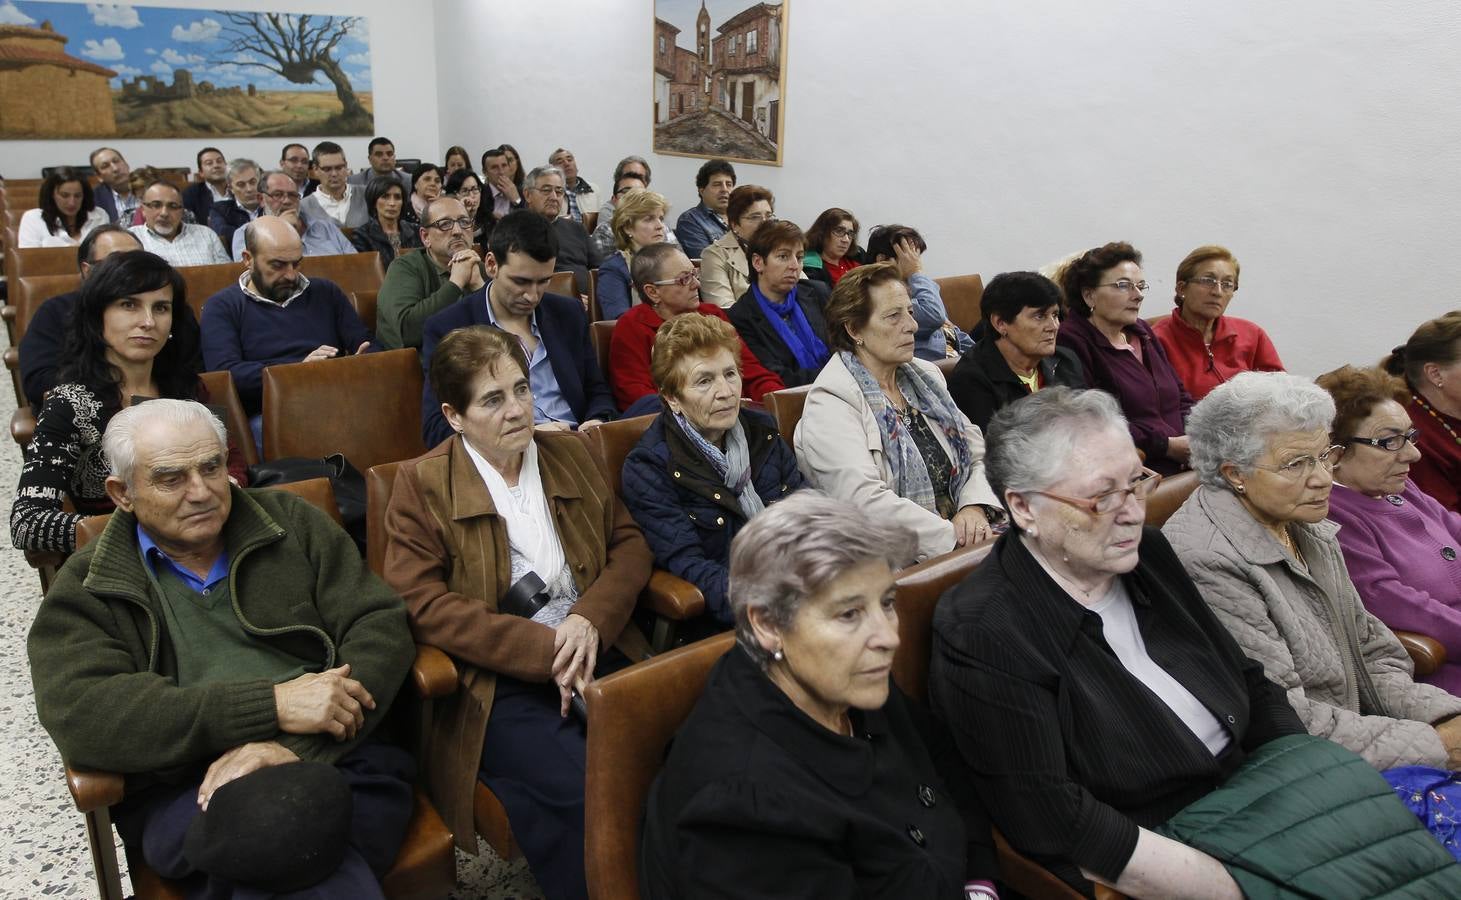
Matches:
[279,143,312,195]
[209,158,263,251]
[348,136,411,193]
[130,180,230,266]
[301,141,369,229]
[524,165,601,296]
[418,210,615,446]
[375,196,485,350]
[231,171,355,261]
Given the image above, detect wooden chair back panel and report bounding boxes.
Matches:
[353,289,378,334]
[933,273,984,334]
[1146,471,1198,528]
[11,245,76,280]
[14,273,80,339]
[261,348,425,472]
[176,261,245,320]
[583,632,736,900]
[548,270,576,299]
[4,207,26,229]
[365,461,402,579]
[591,319,615,383]
[891,541,995,704]
[763,384,812,450]
[580,415,655,498]
[303,251,384,296]
[199,369,259,468]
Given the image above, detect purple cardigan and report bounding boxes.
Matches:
[1057,314,1193,475]
[1328,480,1461,694]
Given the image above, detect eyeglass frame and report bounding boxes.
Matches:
[650,269,701,288]
[1249,445,1346,478]
[141,201,184,211]
[1027,468,1163,516]
[1186,274,1238,293]
[1345,429,1419,453]
[423,216,475,233]
[1097,279,1149,294]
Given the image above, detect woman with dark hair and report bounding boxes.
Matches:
[1058,241,1195,475]
[498,143,527,195]
[408,163,444,222]
[443,145,471,175]
[728,220,832,387]
[801,207,861,288]
[349,175,423,267]
[10,250,244,553]
[18,167,108,248]
[1383,312,1461,512]
[946,271,1085,431]
[443,168,490,245]
[699,185,775,308]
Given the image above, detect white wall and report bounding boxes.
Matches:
[434,0,1461,376]
[2,0,438,180]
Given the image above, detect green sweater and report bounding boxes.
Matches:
[27,487,414,781]
[375,248,465,350]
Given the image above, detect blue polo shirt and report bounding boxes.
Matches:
[137,523,230,595]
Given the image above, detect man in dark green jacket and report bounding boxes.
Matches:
[375,195,484,349]
[28,399,416,897]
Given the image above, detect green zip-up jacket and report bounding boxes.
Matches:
[27,486,414,783]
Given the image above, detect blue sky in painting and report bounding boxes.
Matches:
[0,0,371,91]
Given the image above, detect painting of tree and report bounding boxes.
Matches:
[218,12,367,130]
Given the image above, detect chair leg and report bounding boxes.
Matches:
[84,806,126,900]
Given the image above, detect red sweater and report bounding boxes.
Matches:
[1151,312,1284,401]
[609,303,786,411]
[1408,394,1461,514]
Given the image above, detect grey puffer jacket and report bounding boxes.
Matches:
[1163,485,1461,770]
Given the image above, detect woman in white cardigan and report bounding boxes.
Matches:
[795,262,999,560]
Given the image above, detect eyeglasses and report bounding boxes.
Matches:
[651,270,700,288]
[318,164,348,174]
[453,185,481,196]
[830,226,856,239]
[615,185,642,196]
[1251,445,1345,479]
[1346,429,1419,452]
[740,212,775,224]
[1098,280,1149,294]
[424,216,474,233]
[142,201,183,211]
[263,190,297,201]
[283,156,309,166]
[1030,468,1162,516]
[1189,274,1238,293]
[534,185,566,197]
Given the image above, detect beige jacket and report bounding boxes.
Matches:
[698,231,750,309]
[1163,485,1461,769]
[794,354,999,561]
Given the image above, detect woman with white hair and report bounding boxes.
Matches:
[1163,371,1461,771]
[640,491,999,899]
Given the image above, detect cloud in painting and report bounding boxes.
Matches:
[159,48,204,66]
[344,52,369,67]
[111,64,142,77]
[172,18,221,43]
[0,1,35,25]
[80,37,125,61]
[87,3,142,29]
[149,59,173,75]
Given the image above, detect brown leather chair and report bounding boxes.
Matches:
[549,270,576,299]
[65,480,457,900]
[5,273,82,404]
[199,369,259,469]
[933,273,984,334]
[591,319,615,383]
[934,356,958,376]
[10,405,36,449]
[303,251,385,298]
[583,631,736,899]
[580,416,707,651]
[762,384,812,449]
[1145,470,1198,528]
[261,347,425,472]
[175,260,246,320]
[587,268,601,321]
[1397,633,1446,677]
[353,289,378,334]
[9,244,76,281]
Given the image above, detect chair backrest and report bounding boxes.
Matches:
[4,207,26,230]
[933,356,957,377]
[11,245,76,280]
[583,631,737,900]
[933,273,984,334]
[1146,470,1199,528]
[74,477,341,550]
[13,273,80,339]
[176,261,245,320]
[365,460,402,578]
[891,541,995,704]
[762,384,812,449]
[580,414,656,497]
[302,251,384,297]
[352,289,378,334]
[199,369,259,468]
[548,270,576,298]
[261,347,425,471]
[591,319,616,383]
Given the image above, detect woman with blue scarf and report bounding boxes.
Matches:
[728,220,833,387]
[796,262,1001,561]
[622,313,805,630]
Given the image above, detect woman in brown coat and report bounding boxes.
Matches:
[383,325,651,900]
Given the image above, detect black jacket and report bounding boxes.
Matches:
[208,198,255,252]
[181,181,220,227]
[348,218,423,269]
[945,337,1085,432]
[641,645,993,899]
[726,280,832,388]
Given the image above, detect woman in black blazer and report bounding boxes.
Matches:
[640,492,999,899]
[349,175,422,268]
[727,220,832,388]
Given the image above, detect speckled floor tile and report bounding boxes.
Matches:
[0,326,544,898]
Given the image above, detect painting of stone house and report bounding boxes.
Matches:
[0,0,373,140]
[653,0,787,165]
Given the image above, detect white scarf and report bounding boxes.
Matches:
[462,438,567,589]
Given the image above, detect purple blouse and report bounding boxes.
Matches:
[1328,480,1461,694]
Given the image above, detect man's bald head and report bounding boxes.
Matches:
[243,217,304,303]
[244,215,303,257]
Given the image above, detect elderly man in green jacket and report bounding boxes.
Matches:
[375,195,485,349]
[28,399,416,898]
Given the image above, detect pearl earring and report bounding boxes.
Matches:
[772,648,784,662]
[1234,483,1246,494]
[854,338,865,347]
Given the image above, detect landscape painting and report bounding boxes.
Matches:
[0,1,373,139]
[653,0,787,166]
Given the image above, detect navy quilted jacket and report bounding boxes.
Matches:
[622,410,804,624]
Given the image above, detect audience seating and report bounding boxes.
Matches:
[261,347,425,471]
[934,356,957,377]
[1145,470,1198,528]
[354,289,378,334]
[582,631,736,900]
[548,270,575,298]
[591,319,615,382]
[3,207,25,230]
[199,369,259,469]
[12,272,79,337]
[763,384,812,449]
[303,250,385,299]
[175,261,244,320]
[933,273,983,334]
[7,245,75,285]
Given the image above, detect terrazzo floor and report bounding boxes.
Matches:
[0,325,544,898]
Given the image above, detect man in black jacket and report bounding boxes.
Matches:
[181,147,229,225]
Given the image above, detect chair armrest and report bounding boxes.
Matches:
[643,569,705,621]
[1396,630,1446,676]
[411,643,458,698]
[1,304,15,325]
[4,346,16,372]
[66,765,125,814]
[11,406,35,447]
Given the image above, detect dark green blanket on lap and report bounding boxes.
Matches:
[1157,734,1461,899]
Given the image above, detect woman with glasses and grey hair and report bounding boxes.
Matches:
[640,491,999,899]
[1164,371,1461,772]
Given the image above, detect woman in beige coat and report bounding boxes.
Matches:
[1164,371,1461,771]
[697,184,773,308]
[794,262,1000,561]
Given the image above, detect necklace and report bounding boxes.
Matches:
[1413,392,1461,447]
[1276,526,1307,569]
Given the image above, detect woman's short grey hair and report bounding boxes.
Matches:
[984,387,1129,514]
[1186,371,1336,490]
[728,491,916,669]
[103,399,227,487]
[226,158,258,182]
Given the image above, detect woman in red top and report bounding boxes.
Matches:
[802,207,862,288]
[1151,245,1284,400]
[1383,311,1461,513]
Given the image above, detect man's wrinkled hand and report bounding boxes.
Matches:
[197,741,297,810]
[274,664,375,741]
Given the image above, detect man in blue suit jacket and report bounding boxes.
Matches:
[90,147,139,224]
[420,211,616,447]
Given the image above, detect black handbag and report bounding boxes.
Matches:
[246,452,367,549]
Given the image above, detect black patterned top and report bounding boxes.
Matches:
[11,383,120,553]
[904,407,955,519]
